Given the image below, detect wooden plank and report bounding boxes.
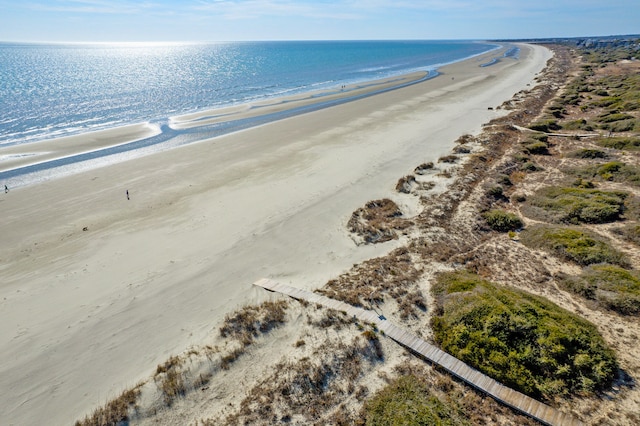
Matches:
[531,403,546,421]
[415,341,430,354]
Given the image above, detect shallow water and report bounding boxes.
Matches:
[0,40,496,146]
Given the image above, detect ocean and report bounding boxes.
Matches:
[0,40,497,181]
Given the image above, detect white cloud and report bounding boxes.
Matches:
[22,0,162,15]
[192,0,360,20]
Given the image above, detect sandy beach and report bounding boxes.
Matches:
[0,43,551,425]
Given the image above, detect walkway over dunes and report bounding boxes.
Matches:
[254,278,583,426]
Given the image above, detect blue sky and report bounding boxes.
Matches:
[0,0,638,42]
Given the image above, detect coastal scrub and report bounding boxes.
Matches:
[482,209,523,232]
[363,375,469,426]
[520,225,629,267]
[558,264,640,315]
[570,161,640,186]
[597,136,640,151]
[524,186,628,224]
[431,271,618,399]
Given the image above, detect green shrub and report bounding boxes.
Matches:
[589,96,622,108]
[512,193,527,203]
[567,148,607,159]
[521,161,541,172]
[513,153,530,163]
[600,161,640,183]
[431,271,618,399]
[600,119,638,133]
[597,161,624,176]
[597,112,634,123]
[570,161,640,186]
[597,136,640,151]
[562,119,589,130]
[486,185,504,198]
[432,270,483,296]
[520,225,629,267]
[525,186,628,224]
[528,119,561,132]
[558,265,640,315]
[483,209,523,232]
[529,132,549,142]
[571,178,596,189]
[548,104,566,118]
[497,174,512,186]
[524,141,549,155]
[363,375,469,426]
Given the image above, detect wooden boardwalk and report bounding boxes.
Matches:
[254,278,583,426]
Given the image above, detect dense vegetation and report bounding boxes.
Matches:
[581,72,640,120]
[570,160,640,186]
[567,148,608,159]
[597,136,640,151]
[520,224,629,267]
[524,186,629,224]
[582,44,640,64]
[431,271,618,399]
[558,264,640,315]
[363,375,469,426]
[482,209,523,232]
[538,42,640,135]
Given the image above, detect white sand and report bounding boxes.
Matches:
[0,43,551,425]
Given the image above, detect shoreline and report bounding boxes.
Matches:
[0,44,508,187]
[0,122,160,174]
[0,43,551,425]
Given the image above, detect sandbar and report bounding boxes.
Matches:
[0,122,160,172]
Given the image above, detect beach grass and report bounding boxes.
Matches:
[219,300,288,347]
[74,386,142,426]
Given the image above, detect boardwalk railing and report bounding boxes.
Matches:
[254,278,583,426]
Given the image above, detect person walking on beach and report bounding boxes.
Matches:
[4,184,8,193]
[126,190,129,200]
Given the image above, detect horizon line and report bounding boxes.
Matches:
[1,34,639,45]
